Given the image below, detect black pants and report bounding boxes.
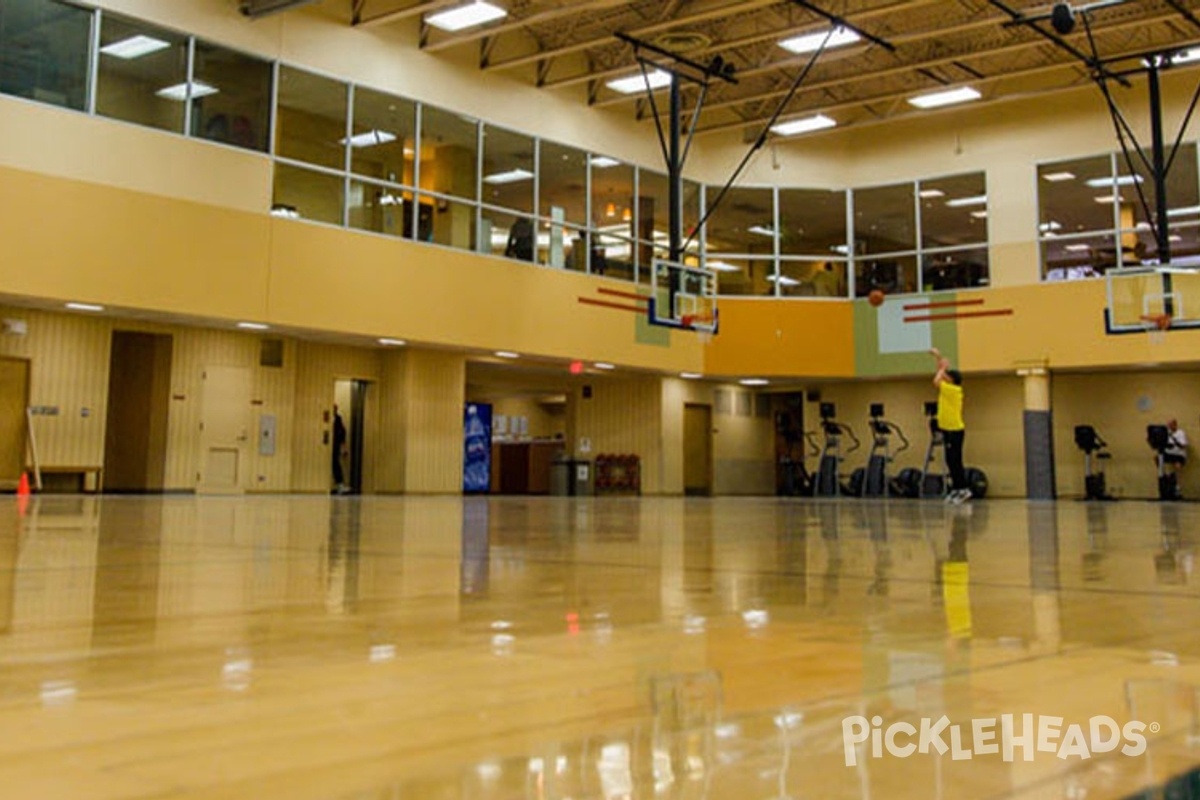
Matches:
[332,450,345,485]
[944,429,967,491]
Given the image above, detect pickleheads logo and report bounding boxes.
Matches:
[842,714,1156,767]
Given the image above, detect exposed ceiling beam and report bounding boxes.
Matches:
[480,0,780,73]
[354,0,456,28]
[422,0,624,53]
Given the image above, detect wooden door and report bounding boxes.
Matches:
[683,403,712,496]
[0,358,29,487]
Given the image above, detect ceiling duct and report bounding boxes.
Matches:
[238,0,319,19]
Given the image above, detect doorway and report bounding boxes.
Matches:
[0,357,29,489]
[198,365,252,494]
[333,379,370,494]
[104,331,172,492]
[683,403,713,496]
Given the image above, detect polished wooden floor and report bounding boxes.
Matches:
[0,495,1198,799]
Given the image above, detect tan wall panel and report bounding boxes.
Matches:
[402,350,466,494]
[573,377,663,495]
[709,384,774,496]
[375,351,408,494]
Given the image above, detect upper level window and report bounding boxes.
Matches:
[96,14,188,133]
[0,0,90,111]
[350,86,415,185]
[420,104,478,201]
[190,40,272,152]
[275,65,347,170]
[481,125,534,214]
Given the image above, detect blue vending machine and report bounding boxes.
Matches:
[463,403,493,493]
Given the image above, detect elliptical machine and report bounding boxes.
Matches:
[919,401,949,498]
[1147,424,1182,501]
[814,403,861,497]
[1074,425,1114,501]
[861,403,910,497]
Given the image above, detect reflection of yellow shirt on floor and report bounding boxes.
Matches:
[942,562,971,638]
[937,382,964,431]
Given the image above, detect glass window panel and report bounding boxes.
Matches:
[95,14,187,133]
[778,260,848,297]
[592,233,634,282]
[853,183,915,255]
[705,187,775,256]
[481,125,534,214]
[191,41,272,152]
[1125,143,1199,240]
[854,255,918,296]
[920,173,987,249]
[420,105,478,201]
[710,258,774,297]
[351,87,416,184]
[683,179,701,243]
[591,157,634,235]
[542,221,586,270]
[480,207,534,262]
[348,179,415,239]
[922,247,989,291]
[272,164,343,226]
[420,192,476,250]
[779,188,847,256]
[275,66,346,170]
[1041,233,1118,280]
[539,141,587,224]
[638,170,669,245]
[1038,155,1114,236]
[0,0,90,110]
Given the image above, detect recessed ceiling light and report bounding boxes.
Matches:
[425,0,507,32]
[483,168,534,184]
[65,302,103,312]
[594,362,615,370]
[908,86,981,109]
[101,35,170,60]
[342,129,397,148]
[971,210,988,219]
[770,114,836,136]
[1065,244,1092,252]
[1172,48,1200,65]
[778,26,861,55]
[707,260,741,272]
[606,69,672,95]
[1042,171,1076,182]
[748,225,776,237]
[1085,174,1143,188]
[919,189,945,199]
[378,338,406,346]
[238,322,269,330]
[945,194,988,208]
[156,81,218,101]
[590,156,620,168]
[740,378,769,386]
[495,351,519,359]
[680,372,703,379]
[767,275,801,286]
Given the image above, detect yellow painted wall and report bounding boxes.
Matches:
[399,350,467,494]
[468,396,565,440]
[572,376,664,495]
[704,300,855,379]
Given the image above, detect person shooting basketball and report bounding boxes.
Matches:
[930,347,970,504]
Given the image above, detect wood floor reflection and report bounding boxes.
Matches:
[0,495,1197,799]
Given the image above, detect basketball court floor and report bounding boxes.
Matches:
[0,494,1197,799]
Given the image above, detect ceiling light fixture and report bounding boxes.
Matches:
[594,362,615,370]
[483,168,534,184]
[425,0,507,32]
[770,114,836,137]
[1085,174,1143,188]
[101,35,170,59]
[680,372,703,379]
[739,378,769,386]
[945,195,988,208]
[65,302,104,312]
[778,27,861,55]
[495,351,520,359]
[1042,171,1076,182]
[156,81,218,101]
[606,69,672,95]
[590,156,620,168]
[342,129,397,148]
[238,322,270,330]
[378,338,406,346]
[908,86,981,109]
[919,189,945,199]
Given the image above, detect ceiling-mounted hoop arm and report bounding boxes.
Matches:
[788,0,896,53]
[1081,13,1159,247]
[682,29,835,255]
[985,0,1131,88]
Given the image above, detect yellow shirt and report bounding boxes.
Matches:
[937,381,965,431]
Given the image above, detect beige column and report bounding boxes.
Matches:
[376,348,466,494]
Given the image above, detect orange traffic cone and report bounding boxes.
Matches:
[16,472,30,497]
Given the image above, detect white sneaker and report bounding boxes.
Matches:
[951,489,973,505]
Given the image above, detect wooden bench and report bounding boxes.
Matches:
[38,466,104,494]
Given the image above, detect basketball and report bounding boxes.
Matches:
[868,289,885,307]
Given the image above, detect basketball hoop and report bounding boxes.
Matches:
[1140,313,1172,344]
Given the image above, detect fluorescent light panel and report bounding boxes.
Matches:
[65,302,103,312]
[483,168,533,185]
[494,351,520,359]
[919,189,945,199]
[680,372,703,380]
[425,0,507,32]
[342,129,397,148]
[238,322,269,330]
[590,156,620,168]
[779,27,861,55]
[908,86,981,109]
[1085,174,1143,188]
[156,81,218,101]
[770,114,836,136]
[739,378,769,386]
[748,225,777,237]
[1042,171,1076,182]
[101,34,170,59]
[971,210,988,219]
[1065,244,1092,252]
[378,338,406,346]
[767,275,801,286]
[707,260,741,272]
[606,70,671,95]
[594,362,615,370]
[945,194,988,208]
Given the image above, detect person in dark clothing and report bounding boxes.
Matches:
[332,405,348,494]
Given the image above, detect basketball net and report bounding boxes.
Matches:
[1140,313,1172,345]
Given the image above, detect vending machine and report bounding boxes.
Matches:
[463,403,493,493]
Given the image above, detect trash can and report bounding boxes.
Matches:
[550,456,572,496]
[572,459,593,496]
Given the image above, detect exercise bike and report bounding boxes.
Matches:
[1147,424,1183,501]
[859,403,910,497]
[814,403,861,497]
[1074,425,1114,501]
